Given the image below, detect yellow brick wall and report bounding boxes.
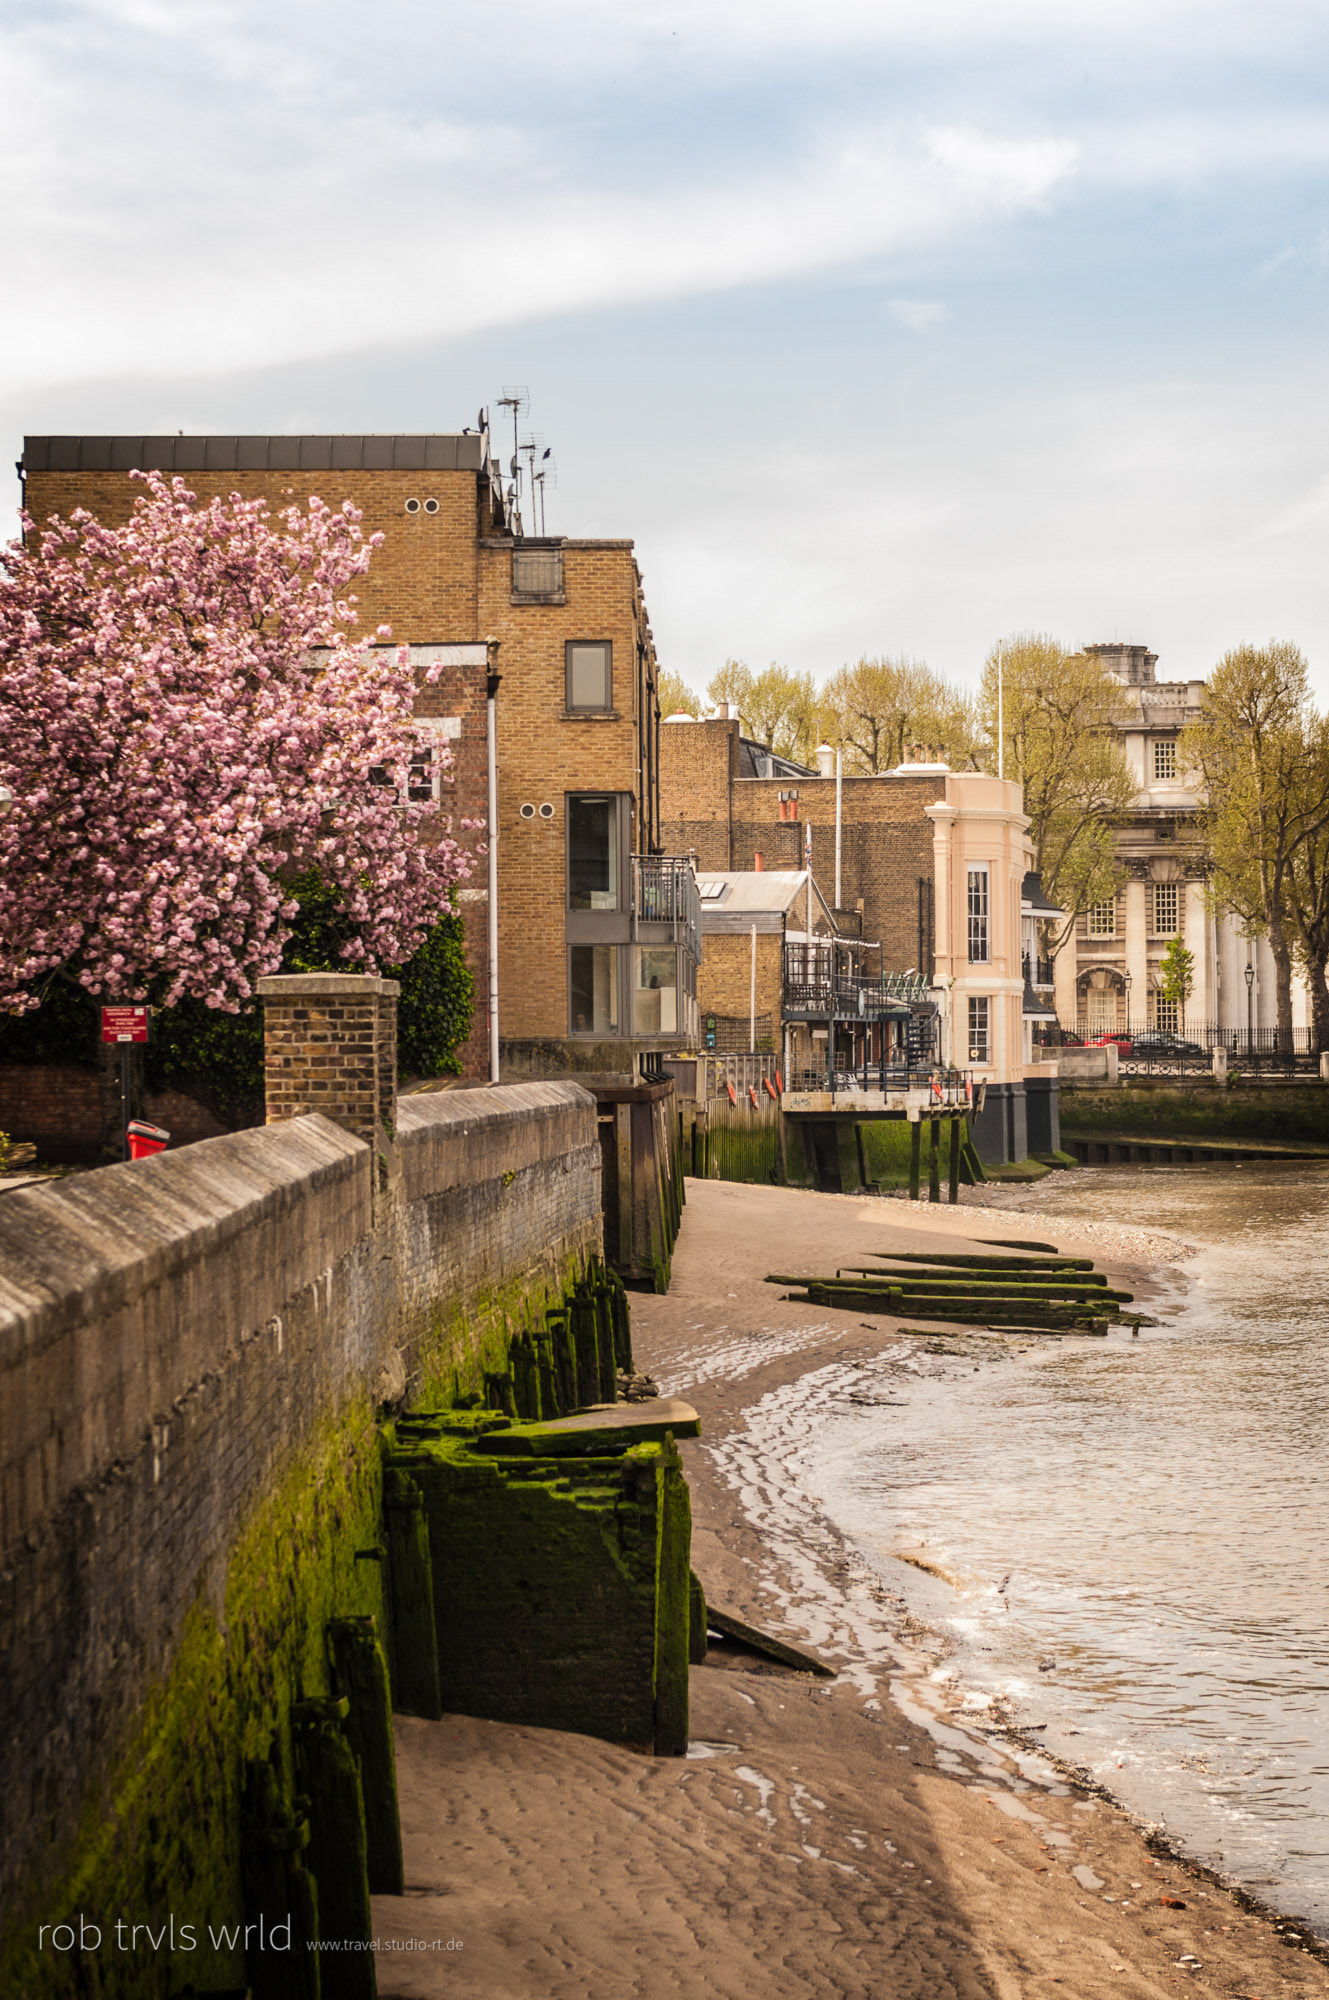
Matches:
[697,932,784,1025]
[25,461,657,1052]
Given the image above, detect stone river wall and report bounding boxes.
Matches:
[0,1082,601,1995]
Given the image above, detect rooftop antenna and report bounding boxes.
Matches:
[497,385,528,535]
[519,430,544,532]
[533,447,556,537]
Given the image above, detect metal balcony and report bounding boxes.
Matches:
[631,855,701,961]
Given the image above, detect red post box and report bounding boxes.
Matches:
[126,1120,170,1160]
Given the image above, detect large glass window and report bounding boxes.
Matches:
[632,946,679,1034]
[570,946,619,1035]
[1153,740,1178,780]
[1152,993,1179,1033]
[967,995,990,1064]
[967,866,989,963]
[568,795,619,910]
[1152,882,1179,935]
[1087,900,1116,937]
[566,642,612,712]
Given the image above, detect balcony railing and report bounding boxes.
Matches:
[632,855,701,961]
[782,952,932,1020]
[1023,954,1056,989]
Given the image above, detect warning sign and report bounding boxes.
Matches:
[100,1006,150,1045]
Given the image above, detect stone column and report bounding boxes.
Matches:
[257,973,400,1153]
[1124,876,1148,1034]
[1185,879,1209,1034]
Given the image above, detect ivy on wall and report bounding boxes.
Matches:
[0,876,475,1122]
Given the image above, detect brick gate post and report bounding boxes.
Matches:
[256,973,400,1162]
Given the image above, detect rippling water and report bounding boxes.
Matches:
[808,1164,1329,1929]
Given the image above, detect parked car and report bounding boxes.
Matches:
[1090,1032,1133,1050]
[1129,1031,1208,1060]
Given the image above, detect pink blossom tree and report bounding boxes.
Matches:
[0,472,473,1014]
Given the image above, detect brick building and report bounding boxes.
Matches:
[20,432,700,1084]
[659,715,938,977]
[660,715,1057,1159]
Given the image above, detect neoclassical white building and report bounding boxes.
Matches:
[1053,643,1307,1044]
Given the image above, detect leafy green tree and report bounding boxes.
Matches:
[1159,937,1195,1019]
[656,669,702,718]
[977,634,1136,947]
[1182,643,1329,1050]
[705,660,819,763]
[820,655,980,773]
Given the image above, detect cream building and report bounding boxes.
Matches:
[927,767,1059,1160]
[1054,643,1307,1046]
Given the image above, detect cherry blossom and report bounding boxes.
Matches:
[0,471,473,1010]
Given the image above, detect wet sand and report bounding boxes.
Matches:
[374,1179,1328,1999]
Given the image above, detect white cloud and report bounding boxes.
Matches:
[0,108,1075,391]
[886,300,950,333]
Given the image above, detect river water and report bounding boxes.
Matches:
[806,1163,1329,1931]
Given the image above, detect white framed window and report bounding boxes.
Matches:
[1152,882,1179,935]
[1087,900,1117,937]
[967,866,990,963]
[1153,740,1178,781]
[967,995,990,1064]
[1152,993,1179,1033]
[371,716,460,807]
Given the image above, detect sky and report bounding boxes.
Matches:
[4,0,1329,696]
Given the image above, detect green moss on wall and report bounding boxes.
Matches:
[1061,1084,1329,1145]
[4,1401,387,2000]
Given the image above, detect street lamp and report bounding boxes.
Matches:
[1245,961,1255,1056]
[1123,968,1132,1036]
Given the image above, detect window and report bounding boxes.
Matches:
[967,996,990,1064]
[1152,993,1179,1034]
[967,866,990,963]
[698,879,728,902]
[632,946,679,1034]
[1153,739,1178,781]
[567,795,619,910]
[512,547,564,599]
[566,641,612,712]
[570,946,619,1035]
[1086,989,1117,1032]
[370,716,460,807]
[1087,900,1116,937]
[1152,882,1179,935]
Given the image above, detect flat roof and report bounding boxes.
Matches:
[22,434,492,475]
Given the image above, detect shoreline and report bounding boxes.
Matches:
[373,1178,1328,1997]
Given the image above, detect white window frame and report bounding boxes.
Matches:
[404,717,461,807]
[967,995,991,1065]
[1153,739,1178,781]
[1087,899,1116,937]
[1152,882,1179,936]
[967,865,990,964]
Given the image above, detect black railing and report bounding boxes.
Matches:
[1023,954,1056,988]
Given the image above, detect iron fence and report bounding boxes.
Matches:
[632,855,701,961]
[795,1060,973,1105]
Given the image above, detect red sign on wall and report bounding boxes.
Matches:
[100,1006,150,1045]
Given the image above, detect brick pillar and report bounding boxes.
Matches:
[256,973,400,1151]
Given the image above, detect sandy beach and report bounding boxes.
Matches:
[373,1178,1328,1999]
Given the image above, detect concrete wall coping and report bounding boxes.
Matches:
[0,1116,367,1365]
[257,973,402,999]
